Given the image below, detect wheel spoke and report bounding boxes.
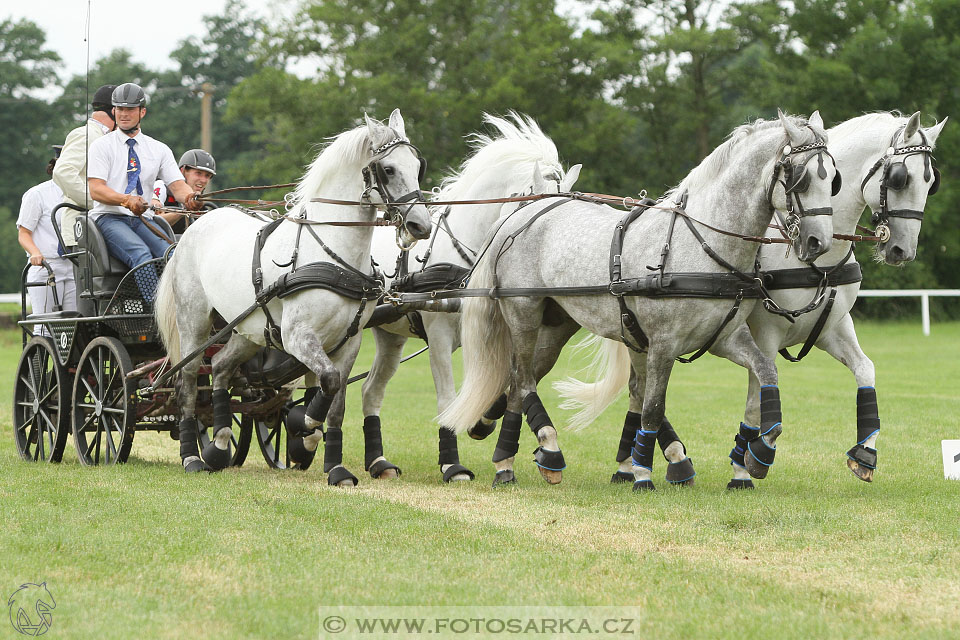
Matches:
[18,372,37,397]
[80,374,97,401]
[102,407,126,415]
[83,422,99,458]
[103,416,118,461]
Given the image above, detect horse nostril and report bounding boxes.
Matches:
[805,236,823,258]
[889,245,907,262]
[406,220,430,239]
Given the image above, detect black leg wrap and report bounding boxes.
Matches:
[327,465,358,487]
[211,389,232,431]
[760,385,782,433]
[656,417,684,459]
[363,416,384,470]
[617,411,642,463]
[179,417,209,472]
[729,422,759,468]
[438,427,460,466]
[369,458,402,478]
[846,443,877,470]
[665,457,696,485]
[323,427,343,473]
[522,392,552,435]
[633,479,656,492]
[468,418,497,441]
[306,391,335,425]
[631,428,657,472]
[726,478,755,490]
[533,446,566,471]
[492,469,516,488]
[611,471,634,484]
[484,393,508,421]
[745,428,779,480]
[856,387,880,445]
[492,410,522,463]
[442,464,475,482]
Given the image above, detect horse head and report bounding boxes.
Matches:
[861,111,948,265]
[364,109,432,248]
[773,109,839,263]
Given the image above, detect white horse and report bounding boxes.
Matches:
[358,112,581,483]
[440,112,838,490]
[557,111,947,487]
[155,110,432,476]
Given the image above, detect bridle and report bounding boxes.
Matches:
[766,131,842,241]
[361,137,427,245]
[859,126,940,241]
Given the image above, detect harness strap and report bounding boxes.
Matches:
[778,287,838,362]
[677,294,744,363]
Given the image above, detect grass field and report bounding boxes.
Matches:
[1,321,958,639]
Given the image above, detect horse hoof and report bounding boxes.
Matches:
[538,468,562,485]
[633,479,656,492]
[183,458,211,473]
[847,458,874,483]
[287,436,316,471]
[201,441,231,471]
[327,466,359,487]
[379,468,399,479]
[442,464,475,483]
[468,419,496,441]
[726,478,755,490]
[492,469,516,488]
[611,471,634,484]
[665,457,696,486]
[744,441,773,479]
[368,459,402,479]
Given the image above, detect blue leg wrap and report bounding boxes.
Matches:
[631,428,657,471]
[729,422,759,467]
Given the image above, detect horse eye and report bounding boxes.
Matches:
[384,166,395,175]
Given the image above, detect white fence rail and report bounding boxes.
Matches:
[2,290,958,335]
[858,289,960,336]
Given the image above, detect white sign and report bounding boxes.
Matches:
[942,440,960,480]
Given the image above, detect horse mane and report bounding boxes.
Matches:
[437,111,563,201]
[290,117,401,214]
[665,114,812,199]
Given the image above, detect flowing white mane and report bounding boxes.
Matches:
[666,115,813,199]
[437,112,563,201]
[290,119,402,214]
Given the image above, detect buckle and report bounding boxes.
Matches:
[609,280,629,297]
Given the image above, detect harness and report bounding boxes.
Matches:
[859,126,940,240]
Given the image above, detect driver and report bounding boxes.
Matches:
[86,83,202,281]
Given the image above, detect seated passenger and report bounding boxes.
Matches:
[152,149,217,234]
[16,146,77,318]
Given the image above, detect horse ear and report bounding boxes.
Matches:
[531,161,547,193]
[808,110,824,131]
[388,108,406,138]
[560,164,582,191]
[364,113,378,139]
[903,111,922,143]
[779,109,804,143]
[923,115,949,144]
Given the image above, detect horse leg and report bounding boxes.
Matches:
[202,334,260,470]
[359,328,406,480]
[816,313,879,482]
[727,371,761,489]
[425,317,475,482]
[174,306,214,473]
[502,302,566,485]
[281,326,352,484]
[626,345,674,492]
[711,325,781,481]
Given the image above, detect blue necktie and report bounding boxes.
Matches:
[125,138,143,195]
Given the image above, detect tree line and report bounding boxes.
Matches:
[2,0,956,317]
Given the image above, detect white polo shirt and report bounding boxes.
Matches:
[17,180,64,258]
[87,129,182,219]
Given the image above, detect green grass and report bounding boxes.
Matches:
[1,321,959,639]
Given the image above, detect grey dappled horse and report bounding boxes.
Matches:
[363,113,581,483]
[440,112,837,490]
[558,110,947,487]
[156,110,431,477]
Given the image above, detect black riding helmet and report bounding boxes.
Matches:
[91,84,116,110]
[112,82,146,108]
[179,149,217,175]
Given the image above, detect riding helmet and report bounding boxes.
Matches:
[178,149,217,175]
[112,83,146,107]
[92,84,117,110]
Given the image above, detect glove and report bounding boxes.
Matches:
[184,192,204,212]
[121,194,148,215]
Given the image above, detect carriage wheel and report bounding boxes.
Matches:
[198,411,253,467]
[255,404,293,470]
[71,337,135,466]
[12,336,71,462]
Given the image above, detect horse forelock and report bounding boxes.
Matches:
[666,115,810,200]
[438,112,561,201]
[291,119,400,211]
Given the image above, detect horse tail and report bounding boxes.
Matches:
[553,335,631,430]
[437,256,513,434]
[154,254,181,364]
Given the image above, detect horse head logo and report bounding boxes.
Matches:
[7,582,55,636]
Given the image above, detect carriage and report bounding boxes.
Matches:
[12,202,306,469]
